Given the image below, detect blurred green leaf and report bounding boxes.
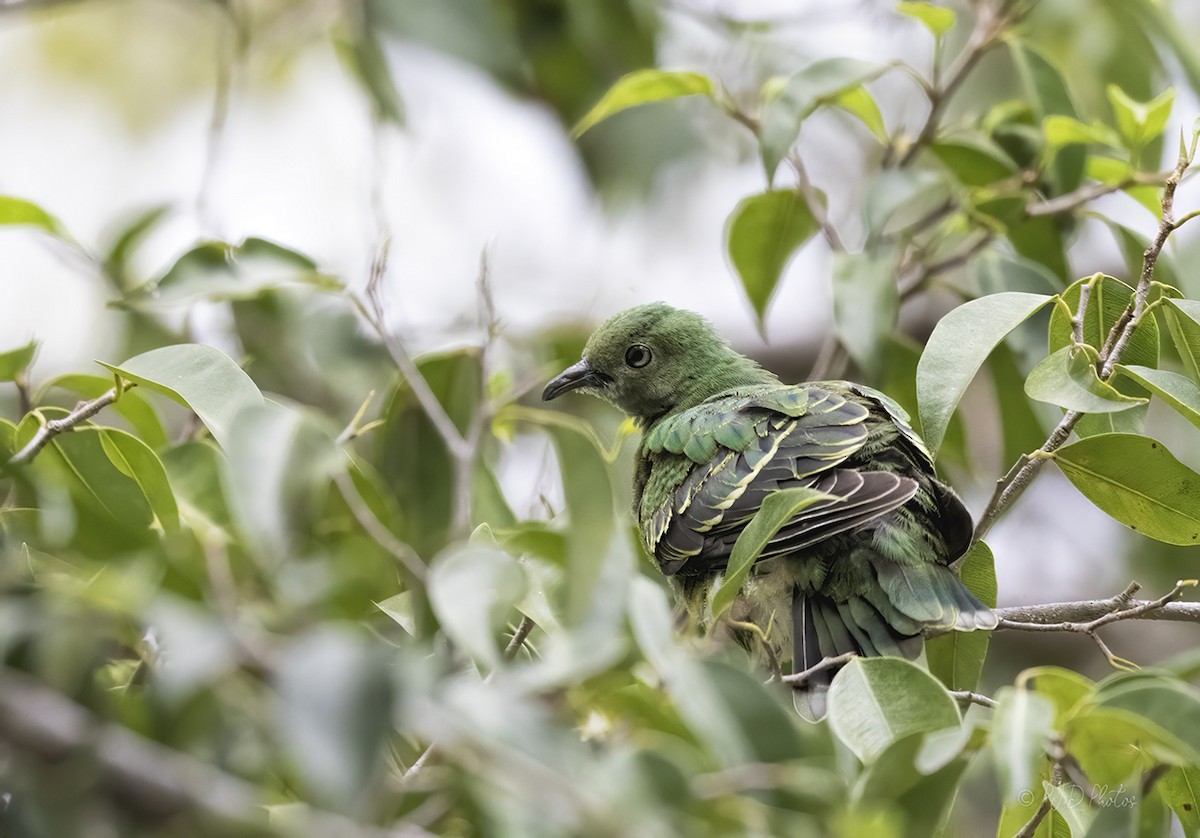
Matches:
[333,17,405,125]
[759,58,889,178]
[832,248,899,378]
[0,196,63,235]
[711,487,835,619]
[992,685,1055,802]
[827,657,960,764]
[831,85,887,142]
[1115,365,1200,430]
[1025,666,1094,726]
[896,1,955,36]
[160,440,231,531]
[0,339,37,382]
[1107,85,1174,151]
[428,544,526,668]
[1011,43,1084,195]
[917,292,1054,458]
[1066,706,1180,786]
[1051,434,1200,545]
[101,204,171,293]
[1042,115,1123,149]
[148,596,238,701]
[1024,345,1147,413]
[40,374,167,449]
[931,135,1016,187]
[276,627,394,811]
[572,69,713,138]
[725,189,820,327]
[1164,299,1200,385]
[1044,780,1095,835]
[925,541,996,692]
[862,169,950,241]
[97,428,180,533]
[100,343,264,450]
[1159,766,1200,835]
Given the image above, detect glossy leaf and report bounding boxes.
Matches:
[1115,365,1200,430]
[0,340,37,382]
[830,85,887,141]
[831,248,899,377]
[1159,766,1200,835]
[759,58,889,177]
[572,69,714,138]
[98,428,180,533]
[711,487,835,618]
[827,657,960,764]
[992,685,1055,802]
[925,541,997,692]
[725,189,820,326]
[1165,298,1200,385]
[1051,434,1200,545]
[99,344,264,450]
[1024,345,1147,413]
[917,292,1054,458]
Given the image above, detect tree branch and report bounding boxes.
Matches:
[993,580,1200,630]
[1025,170,1172,217]
[8,387,121,466]
[950,689,998,709]
[780,651,856,686]
[503,615,537,662]
[973,142,1196,542]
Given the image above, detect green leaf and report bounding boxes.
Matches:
[1085,155,1134,185]
[1159,766,1200,836]
[1042,115,1123,149]
[1011,43,1084,195]
[831,249,899,378]
[992,685,1055,802]
[711,487,835,619]
[0,339,37,382]
[572,69,714,138]
[1107,85,1175,150]
[931,135,1016,187]
[99,344,264,450]
[102,204,171,293]
[1094,674,1200,762]
[160,441,232,531]
[830,85,887,142]
[0,196,62,235]
[725,189,820,326]
[1024,345,1147,413]
[276,627,394,811]
[222,403,341,562]
[826,657,960,765]
[1115,365,1200,430]
[97,429,180,533]
[332,18,405,125]
[41,374,167,450]
[1164,299,1200,385]
[896,1,955,36]
[125,238,340,308]
[1025,666,1094,726]
[428,544,526,668]
[1051,434,1200,545]
[1044,780,1096,835]
[862,168,951,240]
[917,292,1054,458]
[925,541,997,691]
[758,58,889,177]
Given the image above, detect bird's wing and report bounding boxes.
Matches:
[643,385,918,576]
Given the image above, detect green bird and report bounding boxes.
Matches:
[543,303,995,717]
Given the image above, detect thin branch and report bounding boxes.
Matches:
[973,143,1196,543]
[503,616,536,662]
[1025,170,1171,217]
[994,580,1199,632]
[786,152,845,253]
[780,651,856,686]
[950,690,998,709]
[899,233,994,300]
[333,470,427,582]
[1013,795,1052,838]
[8,387,120,466]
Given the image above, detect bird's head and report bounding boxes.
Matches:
[542,302,773,423]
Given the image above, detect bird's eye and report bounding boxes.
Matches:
[625,344,652,368]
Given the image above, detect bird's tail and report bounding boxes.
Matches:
[789,561,995,721]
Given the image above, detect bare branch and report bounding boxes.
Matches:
[994,580,1200,632]
[949,690,998,709]
[786,152,845,253]
[780,651,856,686]
[1013,795,1052,838]
[1025,170,1171,217]
[333,470,427,582]
[8,387,120,466]
[503,616,537,662]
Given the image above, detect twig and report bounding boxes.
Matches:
[995,580,1198,632]
[333,470,427,582]
[780,651,856,686]
[1025,170,1172,217]
[14,371,32,416]
[949,690,998,709]
[503,616,536,661]
[8,387,120,466]
[898,0,1011,166]
[973,143,1196,542]
[899,233,994,300]
[1012,796,1052,838]
[196,1,245,235]
[786,152,845,253]
[1071,277,1093,347]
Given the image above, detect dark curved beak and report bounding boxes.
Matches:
[543,359,606,401]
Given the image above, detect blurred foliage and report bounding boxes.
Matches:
[5,0,1200,836]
